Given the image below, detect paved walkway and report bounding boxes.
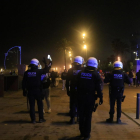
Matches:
[0,83,140,140]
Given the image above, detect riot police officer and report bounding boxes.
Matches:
[105,61,131,124]
[66,56,84,124]
[77,57,103,140]
[22,57,52,123]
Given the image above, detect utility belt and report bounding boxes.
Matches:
[109,86,125,102]
[109,86,124,93]
[27,86,42,91]
[79,90,95,95]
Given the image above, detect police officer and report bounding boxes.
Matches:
[105,61,131,124]
[66,56,84,124]
[22,57,52,123]
[77,57,103,140]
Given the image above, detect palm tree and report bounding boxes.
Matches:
[112,39,130,62]
[56,38,72,69]
[107,54,115,63]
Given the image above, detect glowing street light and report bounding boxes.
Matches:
[83,45,87,60]
[83,33,85,39]
[134,51,138,59]
[83,45,87,49]
[118,57,121,61]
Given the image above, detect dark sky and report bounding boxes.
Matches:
[1,0,140,69]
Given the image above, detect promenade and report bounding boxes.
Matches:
[0,83,140,140]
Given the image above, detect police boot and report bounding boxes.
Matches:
[83,135,91,140]
[39,118,46,123]
[31,120,36,124]
[117,118,121,124]
[69,117,75,124]
[106,114,113,123]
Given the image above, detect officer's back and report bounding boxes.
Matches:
[25,64,43,91]
[67,64,83,90]
[78,66,101,94]
[76,57,103,140]
[105,61,131,124]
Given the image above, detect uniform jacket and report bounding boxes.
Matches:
[136,71,140,80]
[66,65,83,92]
[105,69,131,88]
[22,63,51,94]
[77,66,103,99]
[61,72,67,80]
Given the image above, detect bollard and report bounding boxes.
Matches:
[136,93,140,119]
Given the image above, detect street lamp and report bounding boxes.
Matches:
[83,33,85,39]
[69,51,72,63]
[69,64,72,68]
[118,57,121,61]
[83,45,86,49]
[83,45,87,60]
[134,52,138,60]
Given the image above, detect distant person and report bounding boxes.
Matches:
[55,71,59,87]
[128,70,133,86]
[41,73,51,113]
[132,70,136,87]
[51,71,56,87]
[99,69,104,91]
[61,69,67,90]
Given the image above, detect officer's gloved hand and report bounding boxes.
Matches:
[42,57,47,64]
[99,98,103,105]
[23,90,27,97]
[95,94,98,100]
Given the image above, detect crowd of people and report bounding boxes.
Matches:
[22,55,133,140]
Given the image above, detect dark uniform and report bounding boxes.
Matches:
[136,70,140,86]
[105,69,131,123]
[77,66,103,139]
[66,65,83,123]
[22,62,51,123]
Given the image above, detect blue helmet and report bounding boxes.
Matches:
[74,56,84,65]
[113,61,123,69]
[87,57,98,68]
[30,58,40,66]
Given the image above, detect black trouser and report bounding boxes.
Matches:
[28,91,43,121]
[109,91,123,119]
[78,93,95,137]
[136,79,140,86]
[70,91,78,118]
[52,78,55,87]
[133,78,136,85]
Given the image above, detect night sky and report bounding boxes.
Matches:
[1,1,140,69]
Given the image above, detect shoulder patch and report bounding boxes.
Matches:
[81,72,92,79]
[27,72,36,77]
[114,74,122,79]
